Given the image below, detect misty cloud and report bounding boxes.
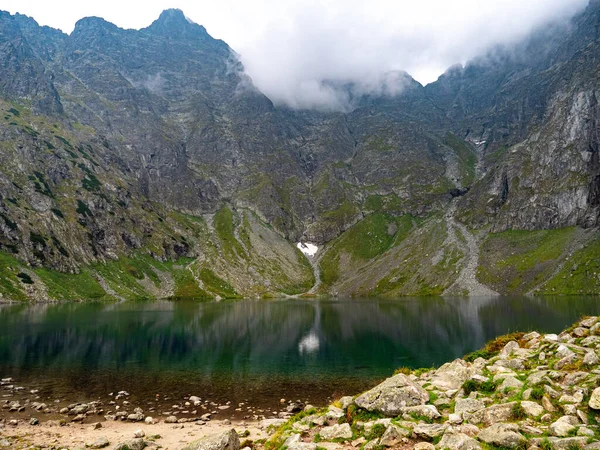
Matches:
[231,0,589,110]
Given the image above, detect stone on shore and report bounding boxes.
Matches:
[182,429,240,450]
[355,374,429,416]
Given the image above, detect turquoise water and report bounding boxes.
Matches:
[0,296,599,413]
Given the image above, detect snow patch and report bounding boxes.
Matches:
[297,242,318,257]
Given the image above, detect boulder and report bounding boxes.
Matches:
[584,351,599,366]
[414,443,435,450]
[401,405,441,421]
[437,431,481,450]
[379,424,408,447]
[87,437,110,449]
[355,374,429,416]
[182,429,240,450]
[320,423,352,440]
[339,396,353,409]
[580,317,598,328]
[549,416,579,437]
[467,402,516,426]
[430,359,471,390]
[521,401,544,417]
[284,434,317,450]
[454,398,485,416]
[113,439,146,450]
[477,423,527,449]
[589,387,600,410]
[412,423,447,440]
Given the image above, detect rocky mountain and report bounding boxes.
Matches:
[0,2,599,301]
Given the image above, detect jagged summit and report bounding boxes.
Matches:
[145,8,208,37]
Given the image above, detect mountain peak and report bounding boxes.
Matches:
[146,8,207,37]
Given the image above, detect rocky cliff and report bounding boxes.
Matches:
[0,2,599,300]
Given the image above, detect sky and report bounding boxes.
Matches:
[2,0,591,110]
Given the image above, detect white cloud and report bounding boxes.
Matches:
[5,0,591,110]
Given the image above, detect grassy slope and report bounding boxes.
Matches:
[477,228,581,295]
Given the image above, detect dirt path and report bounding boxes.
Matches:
[443,203,499,296]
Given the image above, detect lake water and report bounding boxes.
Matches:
[1,296,599,418]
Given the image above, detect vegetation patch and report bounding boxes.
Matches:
[477,228,577,294]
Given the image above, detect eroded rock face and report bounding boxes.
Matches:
[355,374,429,416]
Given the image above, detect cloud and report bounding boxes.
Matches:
[7,0,591,110]
[229,0,589,110]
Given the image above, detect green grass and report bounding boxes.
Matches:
[35,267,108,300]
[198,268,240,299]
[319,213,414,287]
[171,267,210,300]
[214,206,248,260]
[541,234,600,295]
[478,228,577,294]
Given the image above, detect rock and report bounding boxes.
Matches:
[190,396,201,404]
[589,387,600,410]
[29,417,39,425]
[88,437,110,449]
[326,405,344,420]
[401,405,441,421]
[320,423,353,440]
[549,416,579,437]
[113,438,146,450]
[572,327,589,337]
[581,317,598,328]
[467,402,516,426]
[363,418,392,435]
[521,401,544,417]
[449,413,463,424]
[363,440,380,450]
[584,351,599,366]
[72,414,86,422]
[354,373,429,416]
[556,345,574,359]
[182,429,240,450]
[379,424,408,447]
[543,395,557,412]
[134,429,145,438]
[165,415,178,423]
[430,359,471,390]
[412,423,447,440]
[144,416,154,424]
[284,434,317,450]
[339,396,353,409]
[554,354,578,370]
[128,413,144,421]
[577,426,595,437]
[498,376,523,392]
[500,341,520,357]
[70,404,89,415]
[316,444,343,450]
[477,423,527,449]
[437,431,481,450]
[532,437,588,450]
[414,443,435,450]
[454,398,485,416]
